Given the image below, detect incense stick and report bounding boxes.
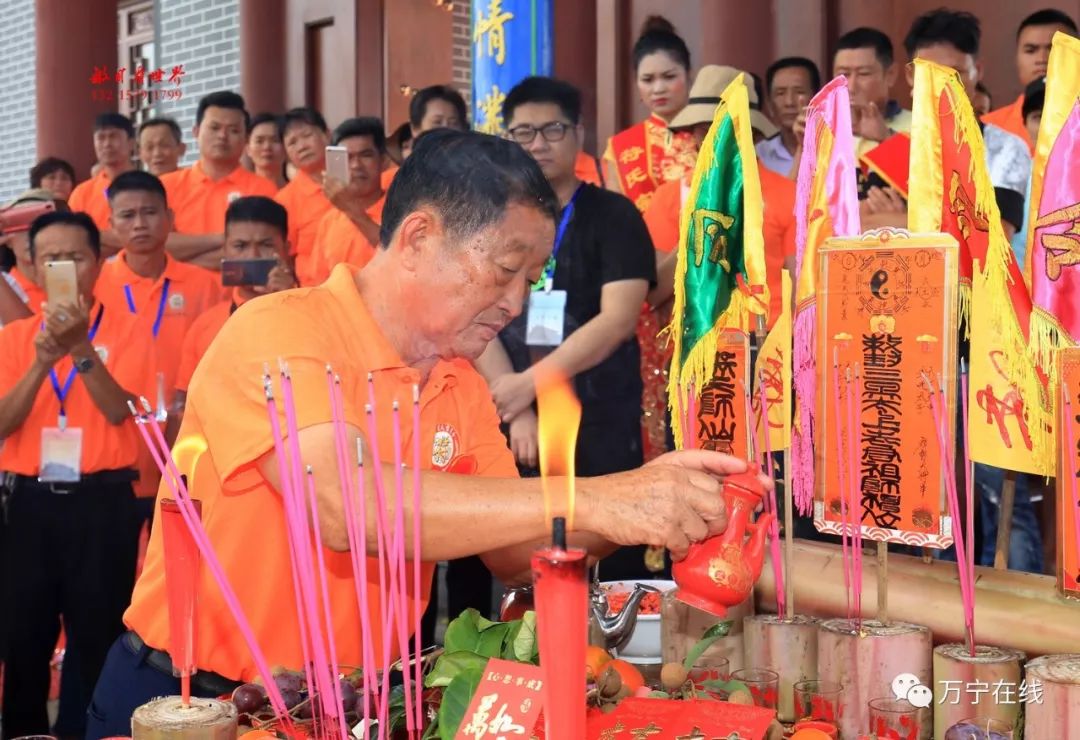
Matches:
[831,352,851,619]
[851,366,865,626]
[390,401,416,732]
[757,369,785,617]
[742,378,756,461]
[130,402,291,722]
[686,382,698,450]
[783,447,795,620]
[266,373,318,717]
[326,372,373,732]
[960,362,976,655]
[411,386,424,733]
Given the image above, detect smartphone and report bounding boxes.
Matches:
[325,145,349,183]
[0,200,55,235]
[221,258,278,287]
[44,260,78,307]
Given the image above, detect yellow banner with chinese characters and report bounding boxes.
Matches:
[754,270,792,451]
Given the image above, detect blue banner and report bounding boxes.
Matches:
[471,0,553,134]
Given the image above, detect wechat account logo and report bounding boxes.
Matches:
[891,673,933,708]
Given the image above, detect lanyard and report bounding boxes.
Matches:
[48,305,105,423]
[535,184,583,292]
[123,277,171,338]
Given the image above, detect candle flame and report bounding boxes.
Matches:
[172,435,209,484]
[536,367,581,529]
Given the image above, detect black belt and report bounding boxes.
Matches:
[10,469,138,495]
[124,631,242,696]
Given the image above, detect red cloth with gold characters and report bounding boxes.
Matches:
[604,115,697,463]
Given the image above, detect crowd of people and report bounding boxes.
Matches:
[0,6,1072,739]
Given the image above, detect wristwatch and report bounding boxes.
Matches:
[73,355,95,374]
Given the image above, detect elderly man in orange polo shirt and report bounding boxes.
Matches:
[160,91,278,271]
[85,129,767,735]
[0,211,150,739]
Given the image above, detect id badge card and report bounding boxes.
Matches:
[526,289,566,347]
[40,425,82,483]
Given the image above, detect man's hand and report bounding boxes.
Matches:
[324,176,381,214]
[579,450,773,562]
[33,331,66,370]
[853,102,890,143]
[793,107,808,147]
[254,263,297,295]
[508,408,538,468]
[863,186,906,215]
[489,370,537,423]
[43,298,90,352]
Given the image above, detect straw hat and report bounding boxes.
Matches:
[4,188,57,209]
[669,65,778,138]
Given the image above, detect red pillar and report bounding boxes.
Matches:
[35,0,118,180]
[240,0,286,115]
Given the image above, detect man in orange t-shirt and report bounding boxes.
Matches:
[309,117,388,285]
[95,171,222,524]
[982,9,1077,151]
[0,211,149,739]
[174,197,296,409]
[86,130,765,735]
[274,108,333,285]
[647,68,795,329]
[68,113,136,256]
[160,92,278,270]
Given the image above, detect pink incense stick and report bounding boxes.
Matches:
[939,373,975,649]
[960,363,976,653]
[742,379,756,461]
[852,366,864,625]
[676,382,688,450]
[844,366,860,624]
[266,375,318,713]
[923,376,975,647]
[1064,381,1080,602]
[325,372,374,735]
[686,382,698,451]
[390,401,416,732]
[130,401,291,722]
[830,356,852,619]
[363,380,397,737]
[281,369,340,739]
[757,370,785,617]
[411,386,424,733]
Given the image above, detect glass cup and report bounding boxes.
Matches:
[793,678,843,732]
[943,716,1015,740]
[687,655,730,696]
[867,697,921,740]
[730,667,780,709]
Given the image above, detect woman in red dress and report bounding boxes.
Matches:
[604,17,696,467]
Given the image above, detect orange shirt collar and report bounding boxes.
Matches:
[112,249,185,287]
[324,264,456,383]
[191,160,250,186]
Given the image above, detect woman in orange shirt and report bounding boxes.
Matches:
[604,16,697,464]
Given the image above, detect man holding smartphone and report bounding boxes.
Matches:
[309,117,388,285]
[171,196,296,431]
[273,108,333,287]
[0,211,149,739]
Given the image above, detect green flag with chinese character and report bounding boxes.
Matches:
[668,74,768,450]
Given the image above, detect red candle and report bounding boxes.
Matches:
[531,520,587,740]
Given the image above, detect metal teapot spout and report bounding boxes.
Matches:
[590,582,661,653]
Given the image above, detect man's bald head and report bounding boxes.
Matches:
[379,129,559,249]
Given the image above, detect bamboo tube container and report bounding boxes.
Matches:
[932,644,1025,738]
[817,618,932,740]
[756,541,1080,657]
[743,614,819,723]
[132,696,238,740]
[661,589,754,673]
[1023,653,1080,739]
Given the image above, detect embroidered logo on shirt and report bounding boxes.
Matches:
[95,346,108,364]
[431,423,460,469]
[168,293,185,312]
[227,191,242,204]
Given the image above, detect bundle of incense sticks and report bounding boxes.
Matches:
[128,400,292,725]
[846,365,864,625]
[756,369,785,617]
[922,373,976,653]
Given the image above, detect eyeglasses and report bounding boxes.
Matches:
[506,121,572,144]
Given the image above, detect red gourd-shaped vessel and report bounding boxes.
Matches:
[672,464,775,616]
